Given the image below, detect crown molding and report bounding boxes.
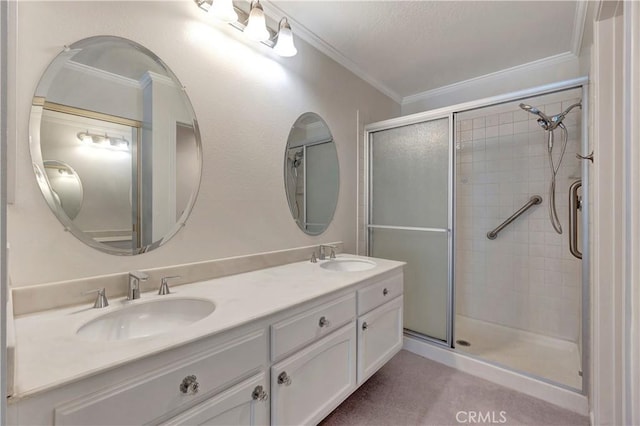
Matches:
[260,0,403,104]
[401,51,579,106]
[139,71,178,90]
[65,60,141,89]
[571,0,589,56]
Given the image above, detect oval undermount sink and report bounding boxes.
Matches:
[76,298,215,341]
[320,258,377,272]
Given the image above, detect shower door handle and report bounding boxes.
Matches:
[569,180,582,259]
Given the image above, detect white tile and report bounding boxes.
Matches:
[460,119,473,131]
[486,126,499,138]
[544,102,561,114]
[514,121,529,134]
[513,109,529,122]
[499,112,513,124]
[473,117,486,129]
[499,123,514,136]
[545,258,563,272]
[544,270,563,286]
[486,114,500,127]
[460,130,473,142]
[473,128,486,140]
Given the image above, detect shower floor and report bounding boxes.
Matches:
[454,315,582,390]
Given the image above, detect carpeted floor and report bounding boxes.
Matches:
[320,350,589,426]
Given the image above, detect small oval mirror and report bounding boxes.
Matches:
[29,36,201,255]
[284,113,339,235]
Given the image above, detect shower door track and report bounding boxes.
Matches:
[363,76,590,396]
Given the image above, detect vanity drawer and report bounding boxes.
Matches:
[54,330,267,426]
[357,272,403,315]
[271,293,355,362]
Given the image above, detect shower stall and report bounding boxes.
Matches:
[364,79,589,394]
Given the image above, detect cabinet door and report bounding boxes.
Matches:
[160,373,269,426]
[357,296,403,384]
[271,323,356,426]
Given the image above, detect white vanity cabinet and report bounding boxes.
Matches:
[13,325,269,426]
[356,272,404,383]
[270,324,357,426]
[160,373,269,426]
[10,263,404,426]
[357,296,404,383]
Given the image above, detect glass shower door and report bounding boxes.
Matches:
[367,117,452,343]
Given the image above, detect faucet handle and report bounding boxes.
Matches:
[310,251,317,263]
[82,288,109,309]
[330,247,336,259]
[159,275,181,295]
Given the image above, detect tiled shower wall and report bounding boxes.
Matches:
[455,89,583,342]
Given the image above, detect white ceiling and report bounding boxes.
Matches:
[266,1,583,103]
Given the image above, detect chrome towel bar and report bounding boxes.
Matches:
[487,195,543,240]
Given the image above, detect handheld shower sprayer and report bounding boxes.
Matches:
[518,100,582,234]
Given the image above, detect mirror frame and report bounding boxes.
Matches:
[29,36,203,255]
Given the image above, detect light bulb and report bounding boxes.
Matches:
[78,132,93,144]
[244,1,270,42]
[273,18,297,57]
[211,0,237,23]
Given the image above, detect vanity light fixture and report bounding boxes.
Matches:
[210,0,238,23]
[273,18,297,57]
[244,0,270,42]
[195,0,297,57]
[77,131,130,151]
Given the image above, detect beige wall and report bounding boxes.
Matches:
[7,1,399,287]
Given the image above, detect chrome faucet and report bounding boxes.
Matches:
[319,244,336,260]
[128,271,149,300]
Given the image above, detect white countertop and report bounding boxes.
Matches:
[11,255,404,399]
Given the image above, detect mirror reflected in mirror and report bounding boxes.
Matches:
[284,112,339,235]
[29,36,202,255]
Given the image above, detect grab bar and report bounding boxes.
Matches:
[487,195,542,240]
[569,180,582,259]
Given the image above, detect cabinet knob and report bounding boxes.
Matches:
[277,371,292,386]
[252,385,269,401]
[318,316,330,328]
[383,288,389,296]
[362,321,369,331]
[179,375,199,395]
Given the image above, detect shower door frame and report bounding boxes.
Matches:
[363,76,590,395]
[364,112,455,347]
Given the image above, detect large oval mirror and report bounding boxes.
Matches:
[284,113,339,235]
[29,36,201,255]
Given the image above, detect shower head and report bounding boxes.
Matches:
[520,103,552,130]
[519,103,540,114]
[519,103,552,122]
[550,102,582,127]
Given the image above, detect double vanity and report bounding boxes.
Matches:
[13,30,404,426]
[8,254,404,425]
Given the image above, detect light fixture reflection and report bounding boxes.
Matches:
[273,18,297,57]
[77,131,129,151]
[244,0,270,42]
[211,0,238,23]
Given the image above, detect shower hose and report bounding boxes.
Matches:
[546,124,569,234]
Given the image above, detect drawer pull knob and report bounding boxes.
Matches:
[362,321,369,331]
[383,288,389,296]
[252,385,269,401]
[318,316,330,328]
[180,375,199,395]
[278,371,292,386]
